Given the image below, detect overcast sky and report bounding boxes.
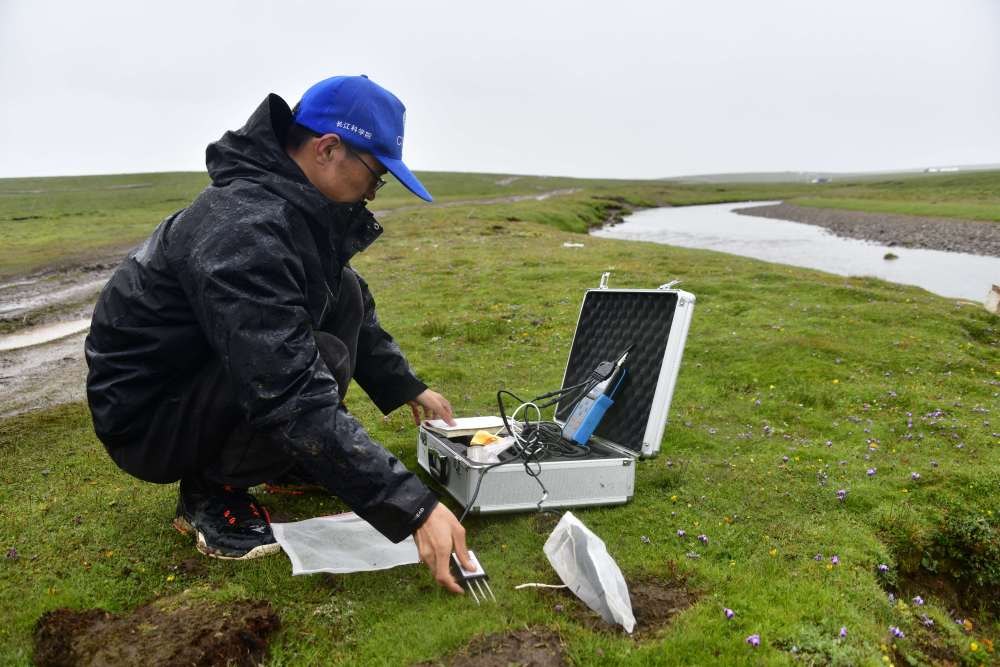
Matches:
[1,0,997,180]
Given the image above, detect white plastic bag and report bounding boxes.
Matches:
[543,511,636,633]
[271,513,420,576]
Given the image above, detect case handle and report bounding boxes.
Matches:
[599,272,611,289]
[659,279,682,289]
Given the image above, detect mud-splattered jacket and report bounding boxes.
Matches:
[85,94,437,542]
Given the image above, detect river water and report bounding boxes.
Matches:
[591,201,1000,302]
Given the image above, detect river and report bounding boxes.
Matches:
[591,201,1000,302]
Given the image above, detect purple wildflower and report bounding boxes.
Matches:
[911,472,921,481]
[890,626,905,639]
[912,595,924,606]
[4,547,17,560]
[878,563,889,573]
[931,460,938,467]
[698,534,709,545]
[836,489,847,501]
[839,626,847,638]
[640,535,651,544]
[814,553,823,561]
[677,529,686,538]
[782,455,790,463]
[831,555,840,565]
[724,608,735,619]
[921,615,934,627]
[746,634,760,647]
[867,468,877,477]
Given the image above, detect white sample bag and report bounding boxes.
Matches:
[543,511,636,633]
[271,513,420,576]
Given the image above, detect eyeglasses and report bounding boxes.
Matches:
[346,147,387,193]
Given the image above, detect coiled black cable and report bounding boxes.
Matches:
[458,385,592,523]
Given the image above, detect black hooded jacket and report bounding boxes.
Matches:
[85,94,437,542]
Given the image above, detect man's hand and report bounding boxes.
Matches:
[412,503,473,594]
[407,388,456,426]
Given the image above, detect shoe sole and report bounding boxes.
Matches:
[172,516,282,561]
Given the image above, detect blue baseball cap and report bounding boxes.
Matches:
[293,75,432,202]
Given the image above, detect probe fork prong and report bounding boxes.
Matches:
[483,579,497,602]
[467,581,481,604]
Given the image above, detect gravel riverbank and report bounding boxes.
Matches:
[735,203,1000,258]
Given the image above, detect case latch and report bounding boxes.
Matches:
[427,449,449,484]
[599,272,611,289]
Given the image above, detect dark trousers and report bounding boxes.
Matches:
[107,269,363,490]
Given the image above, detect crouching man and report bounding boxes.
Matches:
[85,75,472,593]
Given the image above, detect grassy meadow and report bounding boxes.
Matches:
[4,169,1000,278]
[0,169,998,665]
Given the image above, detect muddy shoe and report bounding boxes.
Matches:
[172,480,281,560]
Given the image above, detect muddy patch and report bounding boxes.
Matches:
[591,195,640,228]
[0,318,91,352]
[0,330,89,418]
[412,628,567,667]
[170,557,208,577]
[0,259,116,331]
[33,594,279,667]
[548,574,699,639]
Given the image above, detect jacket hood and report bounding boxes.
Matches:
[205,94,382,261]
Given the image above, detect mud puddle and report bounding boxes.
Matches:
[0,258,116,417]
[0,318,90,352]
[0,329,89,418]
[412,628,568,667]
[33,594,279,667]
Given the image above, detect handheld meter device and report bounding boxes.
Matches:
[561,347,630,445]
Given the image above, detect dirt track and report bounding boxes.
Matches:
[735,202,1000,257]
[0,189,583,419]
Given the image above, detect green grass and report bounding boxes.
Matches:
[3,168,999,278]
[1,173,999,665]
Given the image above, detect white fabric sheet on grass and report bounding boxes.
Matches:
[271,513,420,575]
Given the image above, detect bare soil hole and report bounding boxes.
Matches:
[412,628,568,667]
[893,559,998,623]
[548,574,699,639]
[33,594,279,666]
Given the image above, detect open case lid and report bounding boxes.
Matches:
[554,275,695,458]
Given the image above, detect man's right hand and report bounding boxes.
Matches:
[412,503,473,594]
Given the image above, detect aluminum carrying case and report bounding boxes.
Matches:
[416,273,695,514]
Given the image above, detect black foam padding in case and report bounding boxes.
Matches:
[554,290,678,454]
